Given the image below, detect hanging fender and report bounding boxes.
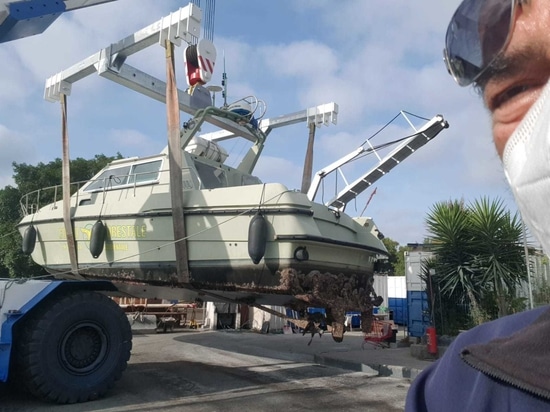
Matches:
[90,220,106,259]
[22,225,37,255]
[248,212,267,265]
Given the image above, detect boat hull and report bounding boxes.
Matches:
[19,218,378,285]
[18,183,386,306]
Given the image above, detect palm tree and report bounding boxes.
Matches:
[468,198,526,317]
[425,197,526,326]
[425,200,477,296]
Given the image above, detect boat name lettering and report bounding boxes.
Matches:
[59,225,147,239]
[108,225,147,239]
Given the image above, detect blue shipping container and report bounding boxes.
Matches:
[407,290,430,337]
[388,297,408,325]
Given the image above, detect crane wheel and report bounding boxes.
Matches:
[14,290,132,404]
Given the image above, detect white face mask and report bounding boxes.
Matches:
[503,80,550,254]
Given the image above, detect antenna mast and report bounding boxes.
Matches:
[222,53,228,107]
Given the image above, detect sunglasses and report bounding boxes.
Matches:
[444,0,519,86]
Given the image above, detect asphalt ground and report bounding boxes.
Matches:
[0,327,435,411]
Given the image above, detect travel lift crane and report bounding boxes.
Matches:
[0,2,448,404]
[0,3,340,404]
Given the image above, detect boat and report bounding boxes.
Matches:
[16,4,449,339]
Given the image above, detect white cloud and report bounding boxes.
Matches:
[0,46,34,108]
[261,41,338,79]
[0,125,38,187]
[107,128,161,157]
[254,155,303,191]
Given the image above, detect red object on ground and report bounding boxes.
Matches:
[426,326,438,354]
[362,320,394,349]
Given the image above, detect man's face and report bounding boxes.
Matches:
[481,0,550,157]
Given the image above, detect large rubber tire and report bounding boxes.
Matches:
[16,290,132,404]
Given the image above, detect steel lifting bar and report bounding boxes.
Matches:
[44,4,201,102]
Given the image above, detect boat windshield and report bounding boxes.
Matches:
[194,162,227,189]
[84,159,162,192]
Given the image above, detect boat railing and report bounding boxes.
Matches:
[19,169,164,216]
[20,180,87,216]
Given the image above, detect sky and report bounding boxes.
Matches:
[0,0,521,247]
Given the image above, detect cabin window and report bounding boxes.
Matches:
[84,166,131,192]
[84,159,162,192]
[128,160,162,184]
[242,175,262,185]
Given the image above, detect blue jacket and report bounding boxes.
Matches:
[406,305,550,411]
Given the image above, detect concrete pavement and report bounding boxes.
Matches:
[179,327,439,382]
[128,314,441,381]
[302,330,435,381]
[312,334,436,381]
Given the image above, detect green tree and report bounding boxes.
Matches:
[425,197,526,329]
[467,198,526,317]
[394,245,410,276]
[380,238,409,276]
[425,200,476,296]
[382,237,399,274]
[0,186,22,223]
